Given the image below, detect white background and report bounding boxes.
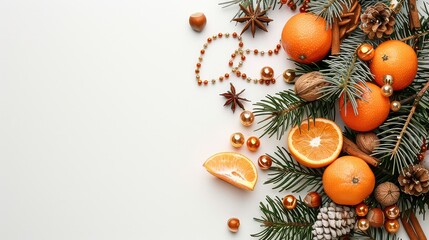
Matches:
[0,0,426,239]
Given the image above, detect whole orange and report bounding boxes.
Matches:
[323,156,375,205]
[281,13,332,64]
[370,40,417,90]
[339,82,390,132]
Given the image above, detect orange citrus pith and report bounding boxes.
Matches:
[287,118,343,168]
[370,40,417,91]
[281,13,332,64]
[339,82,390,132]
[203,152,257,191]
[323,156,375,205]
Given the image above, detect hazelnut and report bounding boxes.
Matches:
[189,12,207,32]
[303,191,321,208]
[367,208,385,228]
[356,132,379,155]
[227,217,240,233]
[294,71,328,102]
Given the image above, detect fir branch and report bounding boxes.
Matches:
[253,89,336,139]
[308,0,353,27]
[352,228,400,240]
[252,196,317,240]
[397,193,429,219]
[264,147,324,193]
[219,0,278,20]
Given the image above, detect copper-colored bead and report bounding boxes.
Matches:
[239,42,244,47]
[241,55,246,61]
[283,69,296,83]
[260,66,274,81]
[254,49,259,54]
[207,37,212,42]
[384,204,400,220]
[282,195,297,210]
[357,43,375,61]
[276,44,281,50]
[246,136,260,152]
[227,218,240,233]
[384,219,400,234]
[218,33,223,38]
[225,73,230,78]
[198,80,202,85]
[258,155,272,170]
[203,80,208,85]
[241,73,247,79]
[357,218,370,231]
[230,132,245,148]
[232,32,238,38]
[367,208,385,228]
[274,48,279,54]
[196,63,201,68]
[200,49,205,54]
[303,192,321,208]
[390,101,401,112]
[355,203,369,217]
[268,50,273,55]
[240,110,254,127]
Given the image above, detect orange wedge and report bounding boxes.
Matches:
[287,118,343,168]
[203,152,258,191]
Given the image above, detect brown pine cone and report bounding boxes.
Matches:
[360,3,395,39]
[398,164,429,196]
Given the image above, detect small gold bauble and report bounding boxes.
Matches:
[383,75,394,85]
[303,192,321,208]
[367,208,385,228]
[227,217,240,233]
[381,84,393,97]
[357,218,370,231]
[355,203,369,217]
[283,69,296,83]
[258,155,272,170]
[384,204,400,220]
[390,101,401,112]
[260,66,274,81]
[357,43,375,61]
[246,136,260,152]
[240,110,255,127]
[282,194,297,210]
[384,219,400,234]
[230,132,245,148]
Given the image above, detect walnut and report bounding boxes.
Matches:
[356,132,379,154]
[374,182,400,206]
[294,71,328,101]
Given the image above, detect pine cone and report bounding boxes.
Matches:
[360,3,395,39]
[312,202,356,240]
[398,164,429,196]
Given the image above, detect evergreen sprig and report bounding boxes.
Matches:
[264,147,324,193]
[352,228,400,240]
[252,196,317,240]
[219,0,279,20]
[308,0,353,26]
[253,90,336,139]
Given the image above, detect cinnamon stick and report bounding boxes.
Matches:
[400,215,419,240]
[342,137,379,167]
[408,0,421,30]
[331,18,341,55]
[410,212,427,240]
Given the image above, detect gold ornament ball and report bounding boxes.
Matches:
[240,110,255,127]
[381,84,394,97]
[390,101,401,112]
[367,208,385,228]
[230,132,245,148]
[258,155,272,170]
[355,203,369,217]
[261,66,274,81]
[384,219,400,234]
[282,194,297,210]
[303,192,321,208]
[227,217,240,233]
[357,218,370,231]
[246,136,260,152]
[384,204,400,220]
[383,74,394,85]
[283,69,296,83]
[357,43,375,61]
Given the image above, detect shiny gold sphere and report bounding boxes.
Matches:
[384,204,400,220]
[357,43,375,61]
[383,74,394,85]
[246,136,260,152]
[390,100,401,112]
[384,219,400,234]
[240,110,255,127]
[260,66,274,81]
[355,203,369,217]
[357,218,370,231]
[230,132,245,148]
[381,84,393,97]
[283,69,296,83]
[282,195,297,210]
[258,155,272,170]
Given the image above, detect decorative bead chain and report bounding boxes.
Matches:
[194,32,281,86]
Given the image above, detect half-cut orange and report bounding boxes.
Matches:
[203,152,257,191]
[287,118,343,168]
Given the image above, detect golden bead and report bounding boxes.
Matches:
[246,136,260,151]
[283,69,296,83]
[227,218,240,233]
[240,110,255,127]
[260,66,274,81]
[381,84,393,97]
[390,101,401,112]
[384,204,400,220]
[282,195,297,210]
[357,43,375,61]
[258,155,272,170]
[355,203,369,217]
[230,132,245,148]
[384,219,400,234]
[383,75,394,85]
[357,218,370,231]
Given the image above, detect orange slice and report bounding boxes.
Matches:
[203,152,257,191]
[287,118,343,168]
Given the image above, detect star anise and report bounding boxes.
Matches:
[232,2,273,37]
[220,83,250,113]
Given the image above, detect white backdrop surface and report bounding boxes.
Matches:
[0,0,427,239]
